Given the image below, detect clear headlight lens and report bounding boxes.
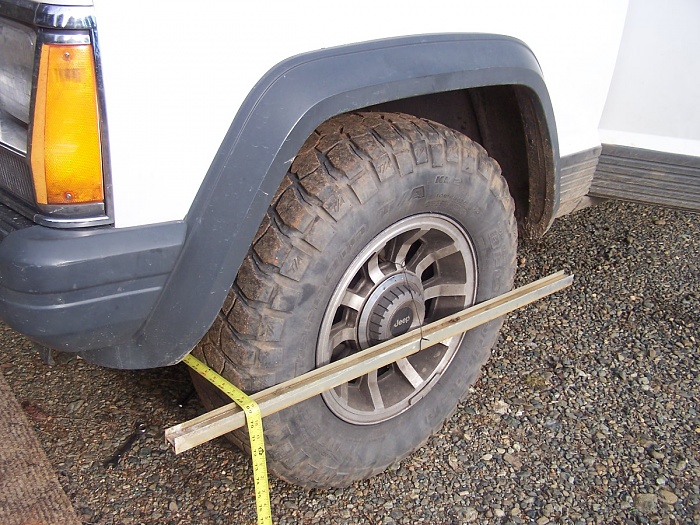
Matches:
[0,18,36,153]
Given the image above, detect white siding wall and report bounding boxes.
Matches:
[599,0,700,156]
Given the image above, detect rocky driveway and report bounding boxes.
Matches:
[1,199,698,524]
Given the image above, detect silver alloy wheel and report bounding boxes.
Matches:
[317,214,478,424]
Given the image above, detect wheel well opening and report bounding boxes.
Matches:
[366,85,553,238]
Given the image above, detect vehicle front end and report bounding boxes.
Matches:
[0,0,185,359]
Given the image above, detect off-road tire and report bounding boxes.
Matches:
[191,112,517,488]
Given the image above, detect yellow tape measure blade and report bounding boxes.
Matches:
[182,355,272,525]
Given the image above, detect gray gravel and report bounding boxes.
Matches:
[1,199,699,525]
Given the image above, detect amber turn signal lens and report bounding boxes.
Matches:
[31,44,104,205]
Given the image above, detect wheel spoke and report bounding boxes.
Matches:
[434,341,453,355]
[366,370,385,410]
[329,326,356,352]
[393,229,429,266]
[396,358,424,389]
[335,382,349,406]
[423,282,470,300]
[367,253,387,284]
[341,290,365,311]
[411,242,460,276]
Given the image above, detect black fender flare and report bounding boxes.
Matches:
[83,33,559,368]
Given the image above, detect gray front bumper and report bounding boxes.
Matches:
[0,218,186,353]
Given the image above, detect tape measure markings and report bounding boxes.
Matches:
[183,354,272,525]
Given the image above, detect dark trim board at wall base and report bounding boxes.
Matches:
[589,144,700,212]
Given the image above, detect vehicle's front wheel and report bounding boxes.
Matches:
[192,112,517,488]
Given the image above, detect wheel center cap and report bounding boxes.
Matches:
[358,273,425,348]
[389,306,414,337]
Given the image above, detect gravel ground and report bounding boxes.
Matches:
[1,199,699,525]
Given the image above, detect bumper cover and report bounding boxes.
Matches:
[0,220,186,352]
